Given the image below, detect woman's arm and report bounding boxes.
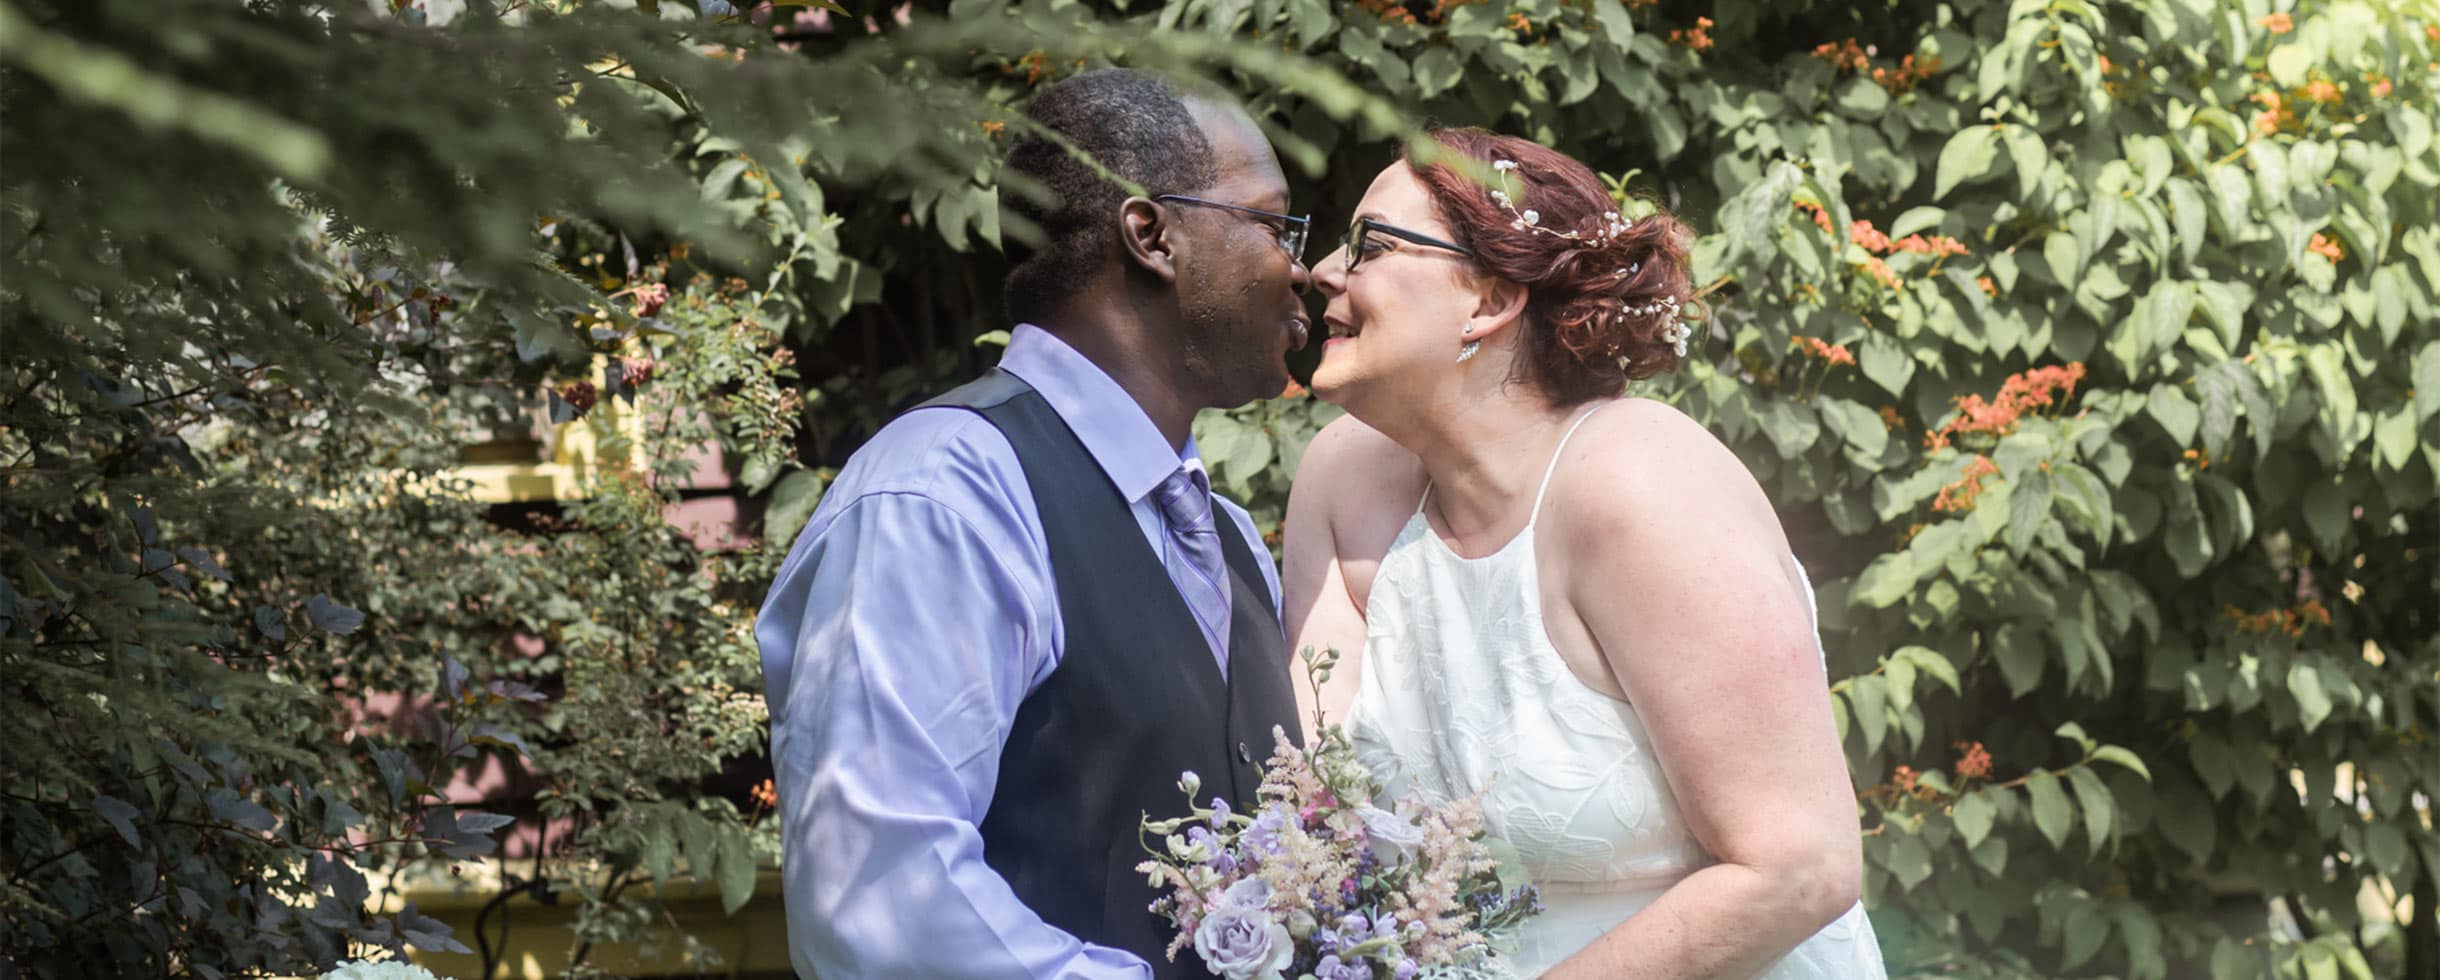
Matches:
[1282,418,1375,736]
[1544,404,1863,980]
[1281,414,1421,738]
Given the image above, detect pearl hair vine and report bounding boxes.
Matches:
[1491,158,1696,361]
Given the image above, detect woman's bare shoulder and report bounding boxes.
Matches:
[1548,397,1783,548]
[1292,413,1427,553]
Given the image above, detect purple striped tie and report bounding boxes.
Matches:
[1152,462,1232,680]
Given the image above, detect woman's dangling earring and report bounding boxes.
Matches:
[1457,332,1480,363]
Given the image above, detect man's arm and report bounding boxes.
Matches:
[760,483,1151,979]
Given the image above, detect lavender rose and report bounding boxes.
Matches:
[1355,804,1424,863]
[1192,902,1292,980]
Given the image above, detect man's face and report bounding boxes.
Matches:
[1169,100,1313,409]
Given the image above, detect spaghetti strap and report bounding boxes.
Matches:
[1527,403,1609,526]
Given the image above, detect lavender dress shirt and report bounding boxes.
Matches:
[756,323,1281,978]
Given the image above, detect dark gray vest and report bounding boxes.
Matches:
[918,369,1302,979]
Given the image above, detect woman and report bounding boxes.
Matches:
[1283,129,1887,978]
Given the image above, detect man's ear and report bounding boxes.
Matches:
[1463,278,1530,344]
[1118,196,1178,284]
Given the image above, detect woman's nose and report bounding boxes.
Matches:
[1313,246,1348,294]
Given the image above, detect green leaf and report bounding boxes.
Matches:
[2303,480,2348,553]
[2165,478,2213,577]
[2026,770,2073,850]
[2115,905,2167,980]
[93,795,142,848]
[1896,645,1961,693]
[2289,661,2334,732]
[1887,833,1933,890]
[1935,126,2001,199]
[305,595,365,635]
[1853,552,1919,608]
[1860,334,1916,397]
[716,827,757,915]
[2210,938,2257,980]
[2069,766,2115,854]
[1760,400,1822,458]
[641,822,676,884]
[1890,206,1945,239]
[1413,48,1464,98]
[2089,746,2152,781]
[2189,731,2236,799]
[1970,835,2008,877]
[2267,43,2313,88]
[1953,789,1997,848]
[2159,778,2216,863]
[2304,344,2357,433]
[1835,77,1889,119]
[1852,675,1888,756]
[2363,821,2411,880]
[2147,384,2200,446]
[2005,469,2052,556]
[2415,341,2440,421]
[2062,900,2110,970]
[764,470,827,550]
[2374,410,2418,471]
[2167,179,2207,266]
[1993,624,2045,698]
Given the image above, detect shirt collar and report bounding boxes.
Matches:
[996,323,1200,504]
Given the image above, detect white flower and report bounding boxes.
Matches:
[1355,804,1425,863]
[1520,209,1540,226]
[1489,189,1513,208]
[322,961,444,980]
[1493,159,1518,172]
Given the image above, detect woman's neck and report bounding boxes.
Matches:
[1380,384,1594,542]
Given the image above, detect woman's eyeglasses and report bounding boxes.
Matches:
[1155,194,1310,263]
[1342,217,1472,273]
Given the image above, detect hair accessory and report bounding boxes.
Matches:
[1488,159,1635,248]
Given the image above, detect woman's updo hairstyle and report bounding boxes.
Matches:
[1404,128,1699,404]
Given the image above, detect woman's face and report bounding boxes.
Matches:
[1309,162,1491,414]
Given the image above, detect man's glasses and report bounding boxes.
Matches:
[1155,194,1311,264]
[1342,217,1472,273]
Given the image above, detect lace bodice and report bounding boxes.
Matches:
[1346,406,1887,978]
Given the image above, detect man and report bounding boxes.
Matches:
[756,69,1313,978]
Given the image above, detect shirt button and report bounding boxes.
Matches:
[1237,741,1252,763]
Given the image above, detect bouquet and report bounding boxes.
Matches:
[1137,648,1540,980]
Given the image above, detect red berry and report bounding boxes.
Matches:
[559,381,598,414]
[621,357,657,387]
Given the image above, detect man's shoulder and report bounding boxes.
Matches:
[825,405,1025,508]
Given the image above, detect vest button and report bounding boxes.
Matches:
[1237,741,1252,763]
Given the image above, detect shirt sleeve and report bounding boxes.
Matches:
[760,490,1153,979]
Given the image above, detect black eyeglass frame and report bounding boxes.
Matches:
[1343,216,1473,273]
[1153,194,1311,263]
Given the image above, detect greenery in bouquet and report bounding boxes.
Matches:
[1138,648,1541,980]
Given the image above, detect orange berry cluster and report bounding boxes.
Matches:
[1927,363,2088,450]
[1953,741,1993,781]
[2307,233,2345,263]
[2223,599,2332,637]
[1932,455,1999,513]
[1669,17,1715,51]
[1791,335,1856,367]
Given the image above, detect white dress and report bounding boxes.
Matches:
[1347,407,1888,979]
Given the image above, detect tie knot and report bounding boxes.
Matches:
[1154,461,1213,529]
